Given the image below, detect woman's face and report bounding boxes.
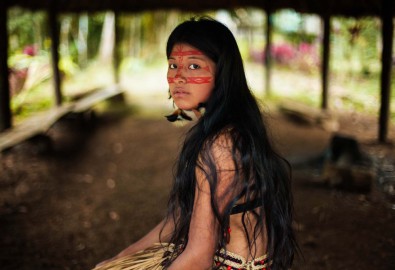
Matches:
[167,43,216,112]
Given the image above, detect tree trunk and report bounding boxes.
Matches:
[78,13,88,68]
[98,12,115,64]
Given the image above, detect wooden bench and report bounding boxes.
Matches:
[278,100,339,132]
[72,84,123,113]
[0,84,123,152]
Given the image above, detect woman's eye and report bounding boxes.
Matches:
[169,63,177,69]
[189,64,200,70]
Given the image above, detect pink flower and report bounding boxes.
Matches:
[23,45,38,56]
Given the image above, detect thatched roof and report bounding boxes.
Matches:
[6,0,394,17]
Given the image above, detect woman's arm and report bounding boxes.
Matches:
[168,168,219,269]
[96,218,174,266]
[116,218,174,256]
[168,134,238,270]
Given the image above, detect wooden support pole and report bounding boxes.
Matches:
[264,10,273,96]
[379,0,394,143]
[0,1,11,131]
[113,12,121,84]
[321,15,331,110]
[48,4,62,106]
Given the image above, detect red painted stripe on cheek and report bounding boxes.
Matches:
[167,77,212,84]
[187,77,213,84]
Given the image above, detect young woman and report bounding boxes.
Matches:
[94,17,297,270]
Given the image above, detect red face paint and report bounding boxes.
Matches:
[167,43,216,113]
[167,77,213,84]
[167,44,214,85]
[170,50,204,57]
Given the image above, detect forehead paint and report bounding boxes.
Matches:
[167,77,213,84]
[170,50,204,57]
[170,44,204,58]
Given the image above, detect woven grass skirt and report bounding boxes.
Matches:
[92,243,175,270]
[92,243,270,270]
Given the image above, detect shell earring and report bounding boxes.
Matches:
[165,108,193,122]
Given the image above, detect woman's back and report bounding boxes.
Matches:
[228,209,268,260]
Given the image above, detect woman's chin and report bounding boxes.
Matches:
[174,104,194,111]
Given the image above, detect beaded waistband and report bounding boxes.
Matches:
[214,249,269,270]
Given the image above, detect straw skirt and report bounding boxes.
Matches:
[92,243,269,270]
[92,243,173,270]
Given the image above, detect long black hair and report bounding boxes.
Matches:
[163,17,297,269]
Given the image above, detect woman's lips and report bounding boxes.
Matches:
[173,89,189,98]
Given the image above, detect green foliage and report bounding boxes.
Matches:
[11,82,53,122]
[285,31,317,45]
[8,8,46,54]
[332,17,381,75]
[59,56,79,76]
[8,53,35,70]
[86,13,106,59]
[273,10,319,45]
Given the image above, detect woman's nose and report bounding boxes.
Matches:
[174,68,186,83]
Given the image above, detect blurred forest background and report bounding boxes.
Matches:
[7,7,395,122]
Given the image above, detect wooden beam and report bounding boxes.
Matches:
[379,0,394,143]
[264,10,273,96]
[0,1,11,132]
[48,4,62,106]
[321,15,331,110]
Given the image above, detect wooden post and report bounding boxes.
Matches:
[264,10,273,96]
[113,12,121,84]
[321,14,331,110]
[0,1,11,131]
[48,4,62,106]
[379,0,394,143]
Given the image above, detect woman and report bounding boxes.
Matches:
[94,17,297,270]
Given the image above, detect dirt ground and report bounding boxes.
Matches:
[1,104,395,270]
